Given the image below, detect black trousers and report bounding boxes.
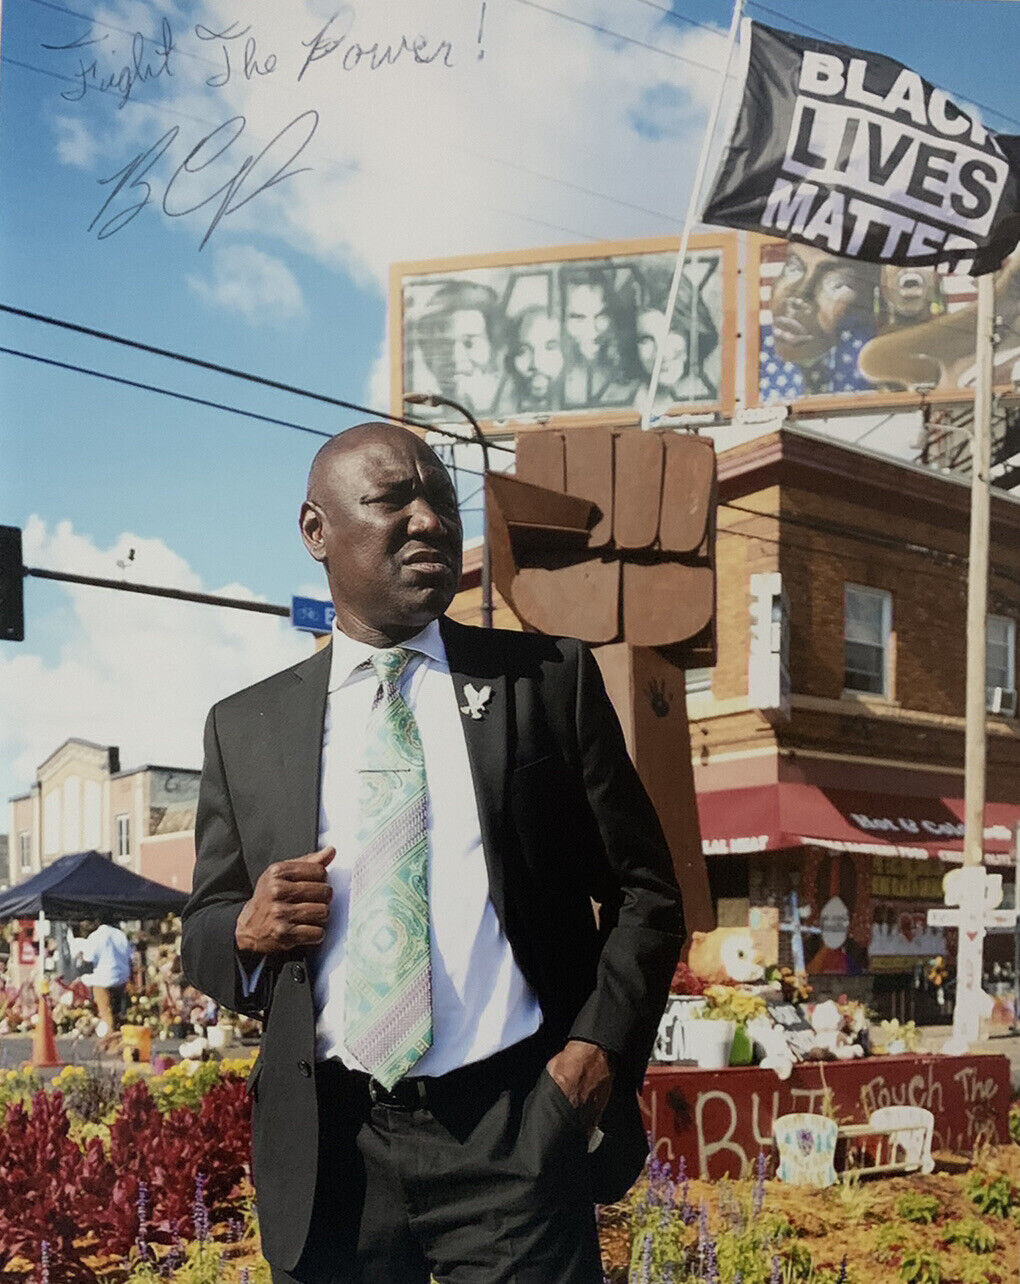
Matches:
[269,1035,604,1284]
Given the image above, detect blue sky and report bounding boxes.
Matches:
[1,0,1018,805]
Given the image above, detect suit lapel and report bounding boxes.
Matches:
[271,642,332,861]
[440,617,510,929]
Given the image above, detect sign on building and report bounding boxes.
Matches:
[390,235,737,431]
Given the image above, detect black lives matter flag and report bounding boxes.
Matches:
[702,22,1020,275]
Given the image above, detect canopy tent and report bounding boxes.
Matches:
[0,850,188,922]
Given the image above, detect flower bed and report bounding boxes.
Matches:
[601,1146,1020,1281]
[2,1058,1019,1281]
[0,1058,258,1282]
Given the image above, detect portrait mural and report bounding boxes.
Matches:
[751,235,1020,407]
[391,235,735,427]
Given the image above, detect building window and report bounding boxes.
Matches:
[844,585,891,696]
[987,615,1017,714]
[116,814,131,860]
[18,832,31,873]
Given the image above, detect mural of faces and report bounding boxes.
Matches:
[759,240,1020,404]
[505,308,564,408]
[770,245,879,366]
[402,248,726,422]
[413,280,504,417]
[879,265,942,326]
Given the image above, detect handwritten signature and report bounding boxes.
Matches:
[43,17,175,108]
[194,21,278,89]
[89,111,319,249]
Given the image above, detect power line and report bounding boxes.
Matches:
[0,302,516,454]
[628,0,729,40]
[511,0,737,76]
[0,56,217,130]
[719,499,1020,589]
[0,345,333,440]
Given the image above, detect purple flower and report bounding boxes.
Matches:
[770,1254,781,1284]
[135,1180,151,1261]
[797,1127,814,1156]
[836,1255,848,1284]
[38,1240,49,1284]
[680,1166,692,1223]
[192,1171,210,1245]
[640,1231,652,1284]
[752,1150,767,1218]
[704,1234,718,1284]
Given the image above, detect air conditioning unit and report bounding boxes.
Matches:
[986,686,1018,716]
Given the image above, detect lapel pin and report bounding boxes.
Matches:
[460,683,492,720]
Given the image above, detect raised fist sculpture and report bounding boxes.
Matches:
[485,423,718,933]
[486,424,715,661]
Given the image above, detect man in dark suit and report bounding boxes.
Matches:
[182,422,683,1283]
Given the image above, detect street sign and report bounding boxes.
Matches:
[291,595,334,634]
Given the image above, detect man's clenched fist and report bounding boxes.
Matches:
[235,846,335,954]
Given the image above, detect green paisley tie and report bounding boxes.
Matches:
[344,648,433,1088]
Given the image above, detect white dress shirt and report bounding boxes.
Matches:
[245,619,541,1075]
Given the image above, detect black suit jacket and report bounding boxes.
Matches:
[181,619,683,1272]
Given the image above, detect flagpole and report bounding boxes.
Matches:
[640,0,744,430]
[963,270,995,870]
[943,268,996,1056]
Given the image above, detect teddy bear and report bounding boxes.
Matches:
[684,926,765,986]
[805,999,864,1060]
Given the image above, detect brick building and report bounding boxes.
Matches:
[685,422,1019,1002]
[449,419,1019,1007]
[7,739,198,892]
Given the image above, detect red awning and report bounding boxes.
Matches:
[697,784,1019,866]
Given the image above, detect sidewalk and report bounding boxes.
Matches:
[3,1027,1020,1088]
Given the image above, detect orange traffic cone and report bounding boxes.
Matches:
[30,985,62,1069]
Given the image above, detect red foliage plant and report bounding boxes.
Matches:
[0,1080,251,1282]
[670,960,707,996]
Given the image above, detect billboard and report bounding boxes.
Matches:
[748,235,1020,410]
[390,235,736,431]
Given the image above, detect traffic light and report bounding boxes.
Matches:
[0,526,25,642]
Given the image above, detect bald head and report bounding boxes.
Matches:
[307,422,445,501]
[300,421,462,646]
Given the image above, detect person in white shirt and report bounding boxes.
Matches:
[77,917,131,1038]
[182,423,683,1283]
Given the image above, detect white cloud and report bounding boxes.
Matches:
[187,244,305,323]
[45,0,736,287]
[52,116,100,169]
[1,517,307,802]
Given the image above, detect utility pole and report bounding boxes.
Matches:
[963,272,996,869]
[941,271,996,1056]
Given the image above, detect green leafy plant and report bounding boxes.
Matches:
[1008,1100,1020,1144]
[944,1217,996,1253]
[896,1190,940,1224]
[897,1248,941,1284]
[965,1169,1017,1218]
[833,1171,875,1224]
[873,1222,912,1263]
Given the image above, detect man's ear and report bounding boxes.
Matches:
[299,501,326,562]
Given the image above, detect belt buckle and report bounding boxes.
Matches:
[368,1077,428,1108]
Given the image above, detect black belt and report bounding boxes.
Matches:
[338,1028,552,1113]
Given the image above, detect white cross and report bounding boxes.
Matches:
[928,866,1018,1054]
[32,909,50,988]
